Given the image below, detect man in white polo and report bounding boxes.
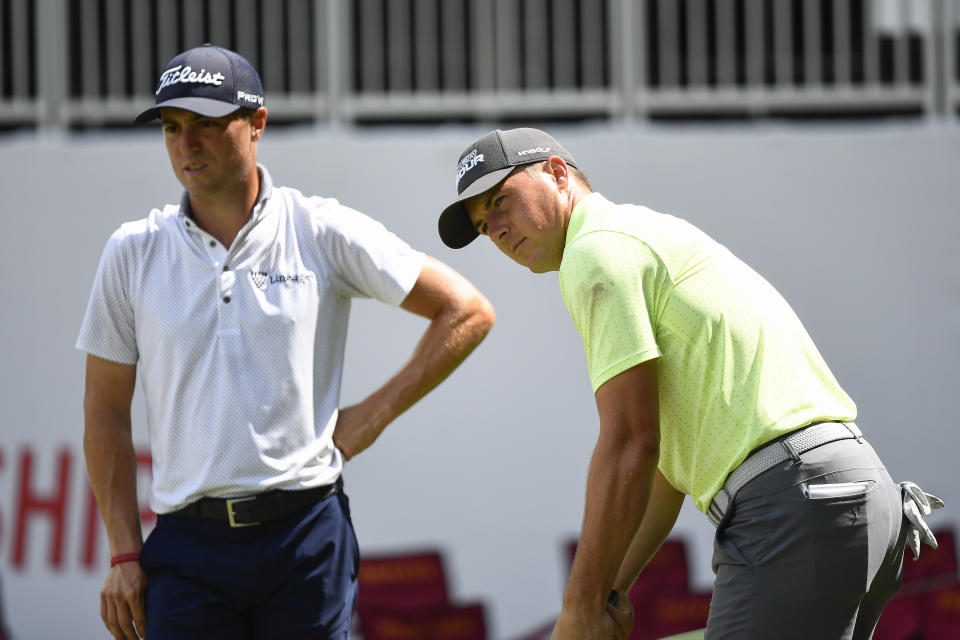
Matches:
[77,44,494,640]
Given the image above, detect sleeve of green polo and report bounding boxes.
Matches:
[560,231,666,393]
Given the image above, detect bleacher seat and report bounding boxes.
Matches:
[354,549,488,639]
[902,529,957,587]
[356,549,450,616]
[920,583,960,639]
[359,601,487,640]
[875,527,959,640]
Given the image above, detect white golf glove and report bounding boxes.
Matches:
[900,481,945,561]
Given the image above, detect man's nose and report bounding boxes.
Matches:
[488,217,509,243]
[179,127,201,151]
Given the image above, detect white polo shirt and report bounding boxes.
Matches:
[77,166,425,513]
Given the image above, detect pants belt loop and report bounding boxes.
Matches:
[781,439,802,463]
[844,422,864,443]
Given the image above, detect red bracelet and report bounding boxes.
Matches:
[110,553,140,567]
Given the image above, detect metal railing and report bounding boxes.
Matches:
[1,0,958,130]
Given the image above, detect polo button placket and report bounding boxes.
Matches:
[218,266,239,333]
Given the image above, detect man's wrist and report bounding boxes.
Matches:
[110,552,141,567]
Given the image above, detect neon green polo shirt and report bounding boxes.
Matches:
[559,193,856,513]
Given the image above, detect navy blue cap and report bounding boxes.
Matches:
[135,44,265,124]
[438,128,578,249]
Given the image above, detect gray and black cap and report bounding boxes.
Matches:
[135,44,265,124]
[438,128,578,249]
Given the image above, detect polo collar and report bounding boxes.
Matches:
[179,163,275,223]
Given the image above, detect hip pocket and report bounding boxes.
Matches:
[803,480,875,594]
[804,480,873,501]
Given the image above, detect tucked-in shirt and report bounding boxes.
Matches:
[559,192,856,512]
[77,165,425,513]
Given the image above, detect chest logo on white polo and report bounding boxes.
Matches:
[250,270,269,289]
[249,270,315,290]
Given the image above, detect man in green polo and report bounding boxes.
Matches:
[437,127,942,640]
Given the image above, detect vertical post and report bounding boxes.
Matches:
[657,0,680,88]
[104,0,127,100]
[862,0,879,87]
[716,0,736,88]
[440,0,467,92]
[522,0,550,91]
[469,0,495,93]
[745,0,765,90]
[687,0,708,88]
[834,0,852,87]
[552,0,577,90]
[36,0,69,128]
[894,0,910,89]
[130,0,155,98]
[804,0,822,88]
[321,0,345,125]
[924,0,945,116]
[387,0,413,93]
[418,0,441,92]
[630,0,645,120]
[773,0,793,88]
[286,0,312,94]
[261,0,286,96]
[495,0,521,92]
[945,0,958,115]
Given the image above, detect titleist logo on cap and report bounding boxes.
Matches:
[156,65,226,95]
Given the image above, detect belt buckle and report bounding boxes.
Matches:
[226,496,260,528]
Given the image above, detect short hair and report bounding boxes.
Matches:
[234,107,259,121]
[522,160,593,191]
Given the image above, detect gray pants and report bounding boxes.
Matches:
[706,437,906,640]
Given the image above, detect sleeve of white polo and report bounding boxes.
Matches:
[75,228,139,364]
[318,203,426,305]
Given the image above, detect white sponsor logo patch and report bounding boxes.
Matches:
[237,90,264,106]
[156,65,226,95]
[517,146,551,157]
[456,149,484,186]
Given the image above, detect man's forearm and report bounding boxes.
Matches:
[613,470,685,593]
[367,289,493,427]
[334,258,494,459]
[84,418,143,556]
[560,359,661,620]
[563,437,659,612]
[83,356,142,556]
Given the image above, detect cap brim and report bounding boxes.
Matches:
[438,166,515,249]
[134,97,242,124]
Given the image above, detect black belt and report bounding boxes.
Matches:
[169,477,342,528]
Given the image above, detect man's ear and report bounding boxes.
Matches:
[546,155,570,189]
[251,107,268,141]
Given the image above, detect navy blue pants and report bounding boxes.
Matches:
[141,488,359,639]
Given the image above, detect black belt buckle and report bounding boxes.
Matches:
[226,496,261,528]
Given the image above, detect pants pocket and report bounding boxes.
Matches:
[804,480,874,595]
[804,480,873,500]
